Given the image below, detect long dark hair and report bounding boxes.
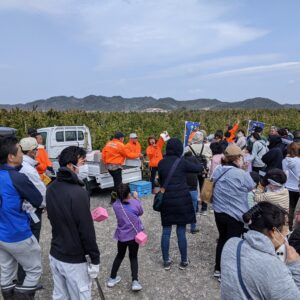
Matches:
[243,202,287,232]
[116,183,131,203]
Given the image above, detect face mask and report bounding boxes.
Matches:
[273,228,288,263]
[237,133,243,138]
[77,164,89,180]
[250,137,255,142]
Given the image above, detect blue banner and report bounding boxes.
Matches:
[247,120,265,135]
[184,121,201,147]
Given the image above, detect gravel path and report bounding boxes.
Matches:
[34,190,220,300]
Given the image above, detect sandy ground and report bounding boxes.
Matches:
[27,190,220,300]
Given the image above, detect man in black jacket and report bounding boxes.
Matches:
[46,146,100,300]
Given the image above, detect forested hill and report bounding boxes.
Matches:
[0,95,299,112]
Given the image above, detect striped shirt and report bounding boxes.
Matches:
[212,165,255,222]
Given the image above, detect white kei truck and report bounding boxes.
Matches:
[37,125,142,192]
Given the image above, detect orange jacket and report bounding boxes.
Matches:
[125,140,142,157]
[36,146,52,175]
[226,123,239,143]
[146,137,164,167]
[188,131,196,144]
[102,139,139,165]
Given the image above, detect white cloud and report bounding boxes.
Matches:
[201,62,300,79]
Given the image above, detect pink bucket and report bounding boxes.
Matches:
[91,207,108,222]
[135,231,148,246]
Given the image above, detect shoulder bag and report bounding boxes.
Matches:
[120,201,148,246]
[237,240,252,300]
[200,167,232,204]
[153,158,181,212]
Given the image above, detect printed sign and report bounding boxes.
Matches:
[247,120,265,135]
[184,121,201,147]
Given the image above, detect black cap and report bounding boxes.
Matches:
[114,132,125,139]
[27,128,38,137]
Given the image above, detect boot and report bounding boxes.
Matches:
[14,286,36,300]
[1,283,15,300]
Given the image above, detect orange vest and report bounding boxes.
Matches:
[146,137,164,167]
[102,139,139,165]
[125,140,142,157]
[36,146,52,175]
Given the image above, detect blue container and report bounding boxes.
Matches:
[129,181,152,197]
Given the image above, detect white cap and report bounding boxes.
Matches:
[129,133,138,139]
[20,137,38,151]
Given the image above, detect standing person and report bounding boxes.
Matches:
[214,130,228,153]
[102,132,141,201]
[185,131,212,215]
[208,142,224,178]
[221,202,300,299]
[46,146,100,300]
[254,169,289,212]
[158,138,203,270]
[262,135,284,172]
[269,126,279,136]
[235,129,247,149]
[0,136,43,300]
[184,152,201,234]
[124,133,143,159]
[107,184,144,291]
[249,132,268,173]
[212,144,255,279]
[225,121,239,143]
[146,135,165,193]
[18,137,47,285]
[28,129,54,176]
[282,142,300,230]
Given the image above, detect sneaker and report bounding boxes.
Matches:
[218,277,221,283]
[190,228,200,234]
[179,260,190,270]
[163,259,173,270]
[107,276,121,288]
[213,270,221,278]
[132,280,142,291]
[200,211,207,216]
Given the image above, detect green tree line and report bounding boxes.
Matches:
[0,108,299,150]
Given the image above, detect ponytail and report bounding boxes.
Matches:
[116,183,131,203]
[243,202,287,232]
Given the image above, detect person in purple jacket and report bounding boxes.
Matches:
[107,183,144,291]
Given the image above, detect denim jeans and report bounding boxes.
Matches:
[161,225,187,263]
[189,190,198,231]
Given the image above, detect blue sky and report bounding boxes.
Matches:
[0,0,299,104]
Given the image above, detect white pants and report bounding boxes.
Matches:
[49,255,92,300]
[0,235,42,286]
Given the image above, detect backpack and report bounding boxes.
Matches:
[188,144,207,170]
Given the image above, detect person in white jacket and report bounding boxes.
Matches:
[249,132,268,173]
[282,142,300,230]
[18,137,47,286]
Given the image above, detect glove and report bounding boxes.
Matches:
[87,264,99,279]
[47,166,55,174]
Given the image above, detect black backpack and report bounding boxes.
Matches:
[188,144,207,170]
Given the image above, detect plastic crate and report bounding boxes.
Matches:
[129,181,152,197]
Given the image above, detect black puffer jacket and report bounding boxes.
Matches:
[46,167,100,264]
[158,138,202,226]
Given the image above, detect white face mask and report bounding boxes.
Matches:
[77,164,89,180]
[274,228,288,263]
[250,137,255,142]
[237,132,243,138]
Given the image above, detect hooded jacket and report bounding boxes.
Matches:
[282,157,300,192]
[252,139,268,167]
[221,230,300,300]
[158,138,203,226]
[0,164,43,243]
[46,167,100,264]
[146,137,164,167]
[20,155,46,207]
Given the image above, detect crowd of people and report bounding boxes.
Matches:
[0,123,299,299]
